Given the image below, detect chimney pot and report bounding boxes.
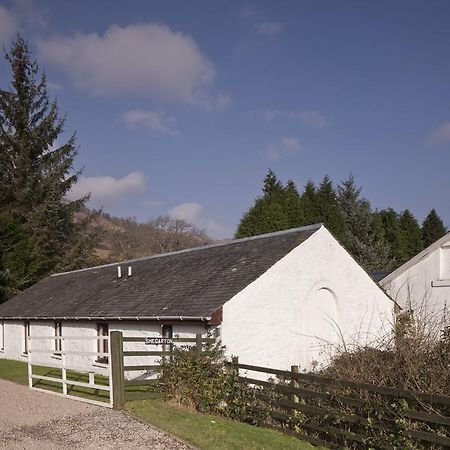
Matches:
[117,266,122,278]
[128,266,132,277]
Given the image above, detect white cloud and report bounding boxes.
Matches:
[263,109,328,128]
[38,23,226,107]
[240,3,261,20]
[266,137,301,162]
[67,171,147,201]
[256,21,283,36]
[0,6,18,44]
[168,202,224,236]
[119,109,179,135]
[215,93,232,110]
[143,199,163,207]
[427,122,450,145]
[281,137,300,152]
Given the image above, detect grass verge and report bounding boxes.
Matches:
[0,358,110,403]
[127,398,319,450]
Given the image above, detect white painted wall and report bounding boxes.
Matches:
[0,320,210,379]
[221,226,395,374]
[381,239,450,328]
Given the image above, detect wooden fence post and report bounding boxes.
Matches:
[195,333,202,357]
[110,331,125,409]
[232,356,239,377]
[290,365,299,418]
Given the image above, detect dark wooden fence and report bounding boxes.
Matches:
[110,331,214,408]
[230,358,450,449]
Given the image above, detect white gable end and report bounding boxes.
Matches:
[381,234,450,324]
[221,226,394,372]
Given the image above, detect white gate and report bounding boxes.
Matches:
[27,334,113,408]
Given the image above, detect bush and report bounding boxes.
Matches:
[160,343,261,422]
[322,310,450,397]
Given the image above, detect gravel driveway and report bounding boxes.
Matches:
[0,379,191,449]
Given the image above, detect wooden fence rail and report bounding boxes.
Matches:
[231,358,450,449]
[111,330,212,408]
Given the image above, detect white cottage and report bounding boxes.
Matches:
[0,224,394,373]
[380,233,450,327]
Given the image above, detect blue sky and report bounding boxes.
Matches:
[1,0,449,238]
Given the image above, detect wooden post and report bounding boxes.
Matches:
[110,331,125,409]
[290,365,299,419]
[195,333,202,357]
[232,356,239,377]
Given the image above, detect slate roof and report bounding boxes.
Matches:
[0,224,322,321]
[370,271,391,283]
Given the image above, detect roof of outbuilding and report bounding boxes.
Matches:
[0,224,322,321]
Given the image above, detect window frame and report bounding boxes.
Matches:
[96,323,109,364]
[0,321,4,352]
[23,321,30,355]
[54,322,62,354]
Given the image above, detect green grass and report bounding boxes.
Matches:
[0,358,29,384]
[1,358,324,449]
[0,358,110,403]
[127,399,319,450]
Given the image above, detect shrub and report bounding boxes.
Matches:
[159,343,261,422]
[322,310,450,397]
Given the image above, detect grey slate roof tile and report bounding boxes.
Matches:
[0,224,321,320]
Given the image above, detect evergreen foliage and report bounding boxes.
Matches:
[315,175,347,243]
[398,210,423,263]
[337,175,391,271]
[0,36,97,301]
[422,209,447,248]
[235,170,305,238]
[236,170,447,273]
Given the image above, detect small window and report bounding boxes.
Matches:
[23,321,30,354]
[440,247,450,280]
[54,322,62,353]
[96,323,109,364]
[0,322,4,351]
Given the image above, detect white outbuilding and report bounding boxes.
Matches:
[0,224,394,373]
[380,232,450,328]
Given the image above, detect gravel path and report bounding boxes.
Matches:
[0,379,191,449]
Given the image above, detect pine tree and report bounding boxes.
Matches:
[372,208,404,267]
[398,210,423,263]
[337,175,391,271]
[301,180,320,224]
[314,175,347,243]
[0,36,97,299]
[422,209,447,248]
[235,170,305,238]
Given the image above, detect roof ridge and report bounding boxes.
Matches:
[52,223,323,277]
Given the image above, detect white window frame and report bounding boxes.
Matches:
[23,321,30,355]
[0,321,4,352]
[54,322,62,354]
[96,323,109,364]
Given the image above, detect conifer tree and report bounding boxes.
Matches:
[372,208,404,267]
[235,170,305,238]
[0,36,97,299]
[422,209,447,248]
[314,175,347,243]
[337,175,390,271]
[398,210,423,263]
[301,180,321,225]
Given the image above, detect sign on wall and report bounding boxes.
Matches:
[144,337,173,345]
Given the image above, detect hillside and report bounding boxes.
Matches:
[76,209,215,264]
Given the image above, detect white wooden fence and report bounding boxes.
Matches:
[27,335,113,408]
